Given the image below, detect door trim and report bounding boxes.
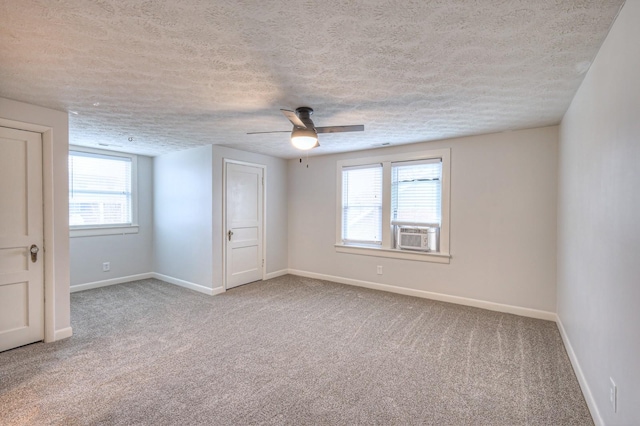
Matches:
[0,118,63,343]
[222,158,267,291]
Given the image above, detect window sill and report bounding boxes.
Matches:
[334,244,450,264]
[70,225,139,238]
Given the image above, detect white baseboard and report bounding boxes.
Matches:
[211,286,226,296]
[264,269,289,280]
[152,273,223,296]
[556,316,601,426]
[287,269,557,321]
[70,272,224,296]
[70,273,154,293]
[69,268,555,321]
[53,327,73,341]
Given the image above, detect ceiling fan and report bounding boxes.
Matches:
[247,107,364,150]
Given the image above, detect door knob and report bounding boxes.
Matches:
[30,244,39,263]
[228,230,233,241]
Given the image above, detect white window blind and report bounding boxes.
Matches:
[391,159,442,225]
[69,151,132,227]
[342,164,382,245]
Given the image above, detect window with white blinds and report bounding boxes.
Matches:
[342,164,383,245]
[391,159,442,225]
[69,150,134,227]
[336,148,450,262]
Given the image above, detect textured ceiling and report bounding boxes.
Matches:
[0,0,625,159]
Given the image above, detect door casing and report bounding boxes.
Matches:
[0,126,44,351]
[222,158,266,290]
[0,118,61,343]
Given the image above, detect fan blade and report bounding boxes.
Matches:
[281,109,307,128]
[316,125,364,134]
[246,130,291,135]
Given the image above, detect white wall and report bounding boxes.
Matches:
[70,155,154,287]
[557,1,640,425]
[152,144,288,291]
[153,145,213,288]
[211,146,289,288]
[0,97,70,341]
[289,126,558,313]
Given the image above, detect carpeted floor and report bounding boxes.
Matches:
[0,275,592,425]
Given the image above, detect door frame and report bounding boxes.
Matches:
[222,158,267,291]
[0,118,58,343]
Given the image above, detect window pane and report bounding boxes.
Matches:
[342,165,382,244]
[392,160,441,225]
[69,152,132,226]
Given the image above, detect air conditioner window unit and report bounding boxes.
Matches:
[397,226,438,252]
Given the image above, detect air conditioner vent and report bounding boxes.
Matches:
[396,226,438,252]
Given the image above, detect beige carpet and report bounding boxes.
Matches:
[0,275,592,425]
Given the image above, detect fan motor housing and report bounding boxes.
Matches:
[295,107,314,118]
[295,107,315,129]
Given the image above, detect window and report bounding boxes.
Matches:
[69,147,138,237]
[342,164,382,246]
[392,159,442,226]
[336,149,450,263]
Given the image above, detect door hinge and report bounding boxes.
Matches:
[262,259,264,267]
[262,176,264,186]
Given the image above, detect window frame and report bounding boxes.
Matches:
[69,146,139,237]
[335,148,450,264]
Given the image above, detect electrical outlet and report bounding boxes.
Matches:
[376,265,383,275]
[609,377,617,412]
[102,262,110,272]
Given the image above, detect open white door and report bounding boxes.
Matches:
[0,127,44,352]
[225,162,264,289]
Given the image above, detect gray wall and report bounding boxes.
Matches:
[288,126,558,313]
[153,145,213,288]
[557,1,640,424]
[70,155,154,286]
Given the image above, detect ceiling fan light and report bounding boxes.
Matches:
[291,128,318,150]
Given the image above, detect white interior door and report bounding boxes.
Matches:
[0,127,44,352]
[225,162,263,289]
